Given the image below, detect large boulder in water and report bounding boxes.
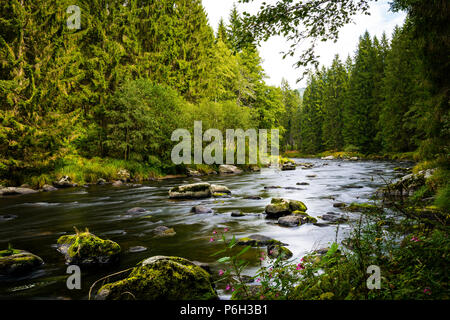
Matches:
[96,256,218,300]
[0,248,43,276]
[278,213,317,227]
[56,230,121,265]
[169,183,230,199]
[0,187,38,196]
[264,198,307,219]
[237,234,286,247]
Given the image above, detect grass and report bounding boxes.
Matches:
[23,155,164,188]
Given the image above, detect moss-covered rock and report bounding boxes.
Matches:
[169,183,231,199]
[153,226,176,238]
[265,198,308,219]
[96,256,218,300]
[267,245,293,260]
[278,214,317,227]
[0,248,43,276]
[237,234,286,247]
[56,230,121,265]
[343,202,377,212]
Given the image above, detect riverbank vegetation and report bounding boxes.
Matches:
[1,1,448,190]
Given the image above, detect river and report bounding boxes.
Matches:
[0,158,410,299]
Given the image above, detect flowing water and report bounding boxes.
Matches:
[0,158,409,300]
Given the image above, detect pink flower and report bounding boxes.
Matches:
[296,263,305,270]
[231,288,235,292]
[256,278,261,282]
[275,293,279,297]
[219,269,224,276]
[300,257,304,262]
[209,237,214,242]
[224,228,229,232]
[259,257,264,261]
[424,287,431,295]
[213,230,217,235]
[226,285,231,291]
[411,236,420,242]
[269,250,273,255]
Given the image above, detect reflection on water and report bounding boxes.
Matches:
[0,158,409,299]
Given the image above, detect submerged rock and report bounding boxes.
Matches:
[319,213,349,224]
[333,202,347,208]
[0,214,18,222]
[153,226,176,237]
[191,206,213,214]
[128,246,148,253]
[281,162,296,171]
[0,248,43,276]
[219,165,242,175]
[0,187,38,196]
[243,195,262,200]
[127,207,147,214]
[96,256,217,300]
[56,230,121,265]
[321,156,335,160]
[264,198,308,219]
[267,245,293,260]
[237,234,286,247]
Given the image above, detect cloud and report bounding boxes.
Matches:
[202,0,406,88]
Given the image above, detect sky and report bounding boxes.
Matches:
[202,0,407,88]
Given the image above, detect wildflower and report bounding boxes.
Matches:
[275,293,279,298]
[219,269,224,276]
[224,228,229,232]
[259,257,264,261]
[213,230,217,235]
[296,263,305,270]
[231,288,235,292]
[225,285,231,291]
[411,236,419,242]
[209,237,214,242]
[269,250,273,255]
[256,278,261,282]
[424,287,431,295]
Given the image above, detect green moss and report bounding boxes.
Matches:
[57,230,121,264]
[0,250,43,275]
[0,248,21,258]
[288,200,307,212]
[344,202,377,212]
[97,256,217,300]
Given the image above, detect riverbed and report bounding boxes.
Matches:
[0,158,409,299]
